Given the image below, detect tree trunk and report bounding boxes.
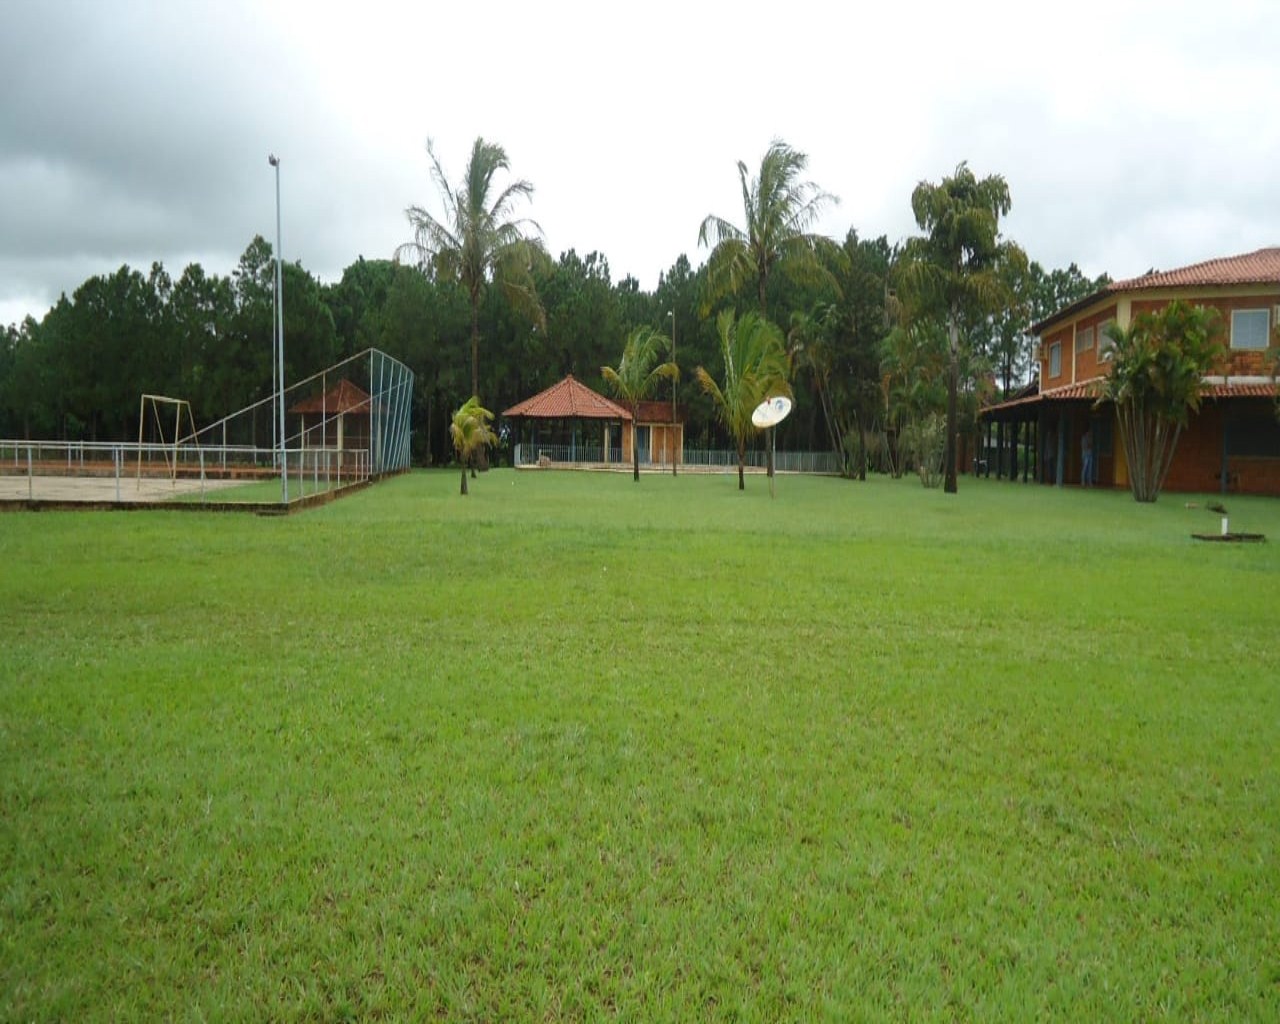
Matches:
[470,298,480,401]
[857,418,868,481]
[737,442,746,490]
[944,316,959,494]
[460,465,468,495]
[632,420,640,482]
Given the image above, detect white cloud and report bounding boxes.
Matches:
[2,0,1277,324]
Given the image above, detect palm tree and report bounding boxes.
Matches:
[449,396,497,496]
[695,310,791,490]
[895,162,1020,494]
[397,137,546,402]
[1098,301,1222,502]
[601,326,677,482]
[697,139,838,320]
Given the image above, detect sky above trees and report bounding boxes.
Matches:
[2,0,1277,328]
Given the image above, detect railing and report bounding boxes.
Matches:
[0,440,371,504]
[512,443,841,474]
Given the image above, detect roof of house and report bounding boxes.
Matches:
[288,379,371,415]
[1033,246,1280,335]
[502,374,631,420]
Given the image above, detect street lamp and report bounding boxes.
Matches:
[668,308,677,477]
[268,154,287,502]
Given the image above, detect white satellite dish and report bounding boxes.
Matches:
[752,395,793,429]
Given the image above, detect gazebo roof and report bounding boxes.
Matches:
[289,379,371,416]
[503,374,631,420]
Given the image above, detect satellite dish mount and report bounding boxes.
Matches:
[751,395,793,497]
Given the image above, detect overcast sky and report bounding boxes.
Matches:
[3,0,1278,329]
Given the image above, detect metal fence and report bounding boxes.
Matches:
[188,347,414,479]
[0,439,370,505]
[512,443,841,474]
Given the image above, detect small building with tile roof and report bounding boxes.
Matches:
[289,379,371,453]
[503,375,631,466]
[503,375,686,468]
[981,247,1280,494]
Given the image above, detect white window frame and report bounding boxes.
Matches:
[1049,341,1062,378]
[1231,308,1271,350]
[1075,325,1094,355]
[1098,323,1116,361]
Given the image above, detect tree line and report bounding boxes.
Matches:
[0,138,1107,473]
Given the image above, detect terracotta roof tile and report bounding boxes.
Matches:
[1110,247,1280,290]
[1201,380,1278,399]
[633,400,682,424]
[289,379,371,415]
[503,375,631,420]
[1034,247,1280,334]
[982,376,1277,415]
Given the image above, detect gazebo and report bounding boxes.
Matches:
[289,379,372,453]
[503,375,630,466]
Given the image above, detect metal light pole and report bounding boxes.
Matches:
[668,308,677,477]
[268,154,287,502]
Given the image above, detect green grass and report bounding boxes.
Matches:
[2,470,1278,1021]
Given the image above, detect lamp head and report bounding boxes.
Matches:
[268,154,280,167]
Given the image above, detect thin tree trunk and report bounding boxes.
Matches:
[632,418,640,482]
[857,418,868,481]
[470,299,480,400]
[737,442,746,490]
[460,465,468,495]
[944,316,959,494]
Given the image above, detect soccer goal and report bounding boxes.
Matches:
[137,394,200,489]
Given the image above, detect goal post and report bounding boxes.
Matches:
[137,394,200,488]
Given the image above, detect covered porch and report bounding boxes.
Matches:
[978,379,1114,487]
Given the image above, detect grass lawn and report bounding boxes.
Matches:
[1,470,1278,1020]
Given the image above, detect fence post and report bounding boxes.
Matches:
[27,445,33,501]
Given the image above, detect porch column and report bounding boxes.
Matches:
[1056,413,1066,487]
[1221,416,1230,495]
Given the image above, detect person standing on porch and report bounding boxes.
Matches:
[1081,427,1094,487]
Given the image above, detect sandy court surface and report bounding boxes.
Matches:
[0,473,246,504]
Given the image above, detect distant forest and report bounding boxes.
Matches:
[0,174,1105,469]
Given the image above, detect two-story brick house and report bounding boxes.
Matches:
[981,247,1280,495]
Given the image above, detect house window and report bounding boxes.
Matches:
[1098,323,1116,360]
[1231,308,1270,350]
[1049,342,1062,378]
[1075,325,1094,354]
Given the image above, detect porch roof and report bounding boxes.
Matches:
[503,374,631,421]
[982,376,1278,419]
